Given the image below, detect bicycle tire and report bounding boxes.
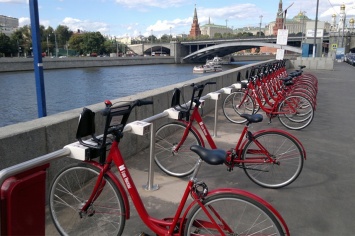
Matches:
[184,193,284,235]
[277,95,314,130]
[241,130,304,188]
[155,122,202,177]
[49,163,126,235]
[222,91,255,124]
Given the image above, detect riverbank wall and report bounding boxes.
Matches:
[0,56,176,72]
[0,60,280,182]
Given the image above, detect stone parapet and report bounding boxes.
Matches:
[0,57,176,72]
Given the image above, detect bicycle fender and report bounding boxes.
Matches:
[208,188,290,236]
[85,161,131,219]
[243,129,306,160]
[178,120,206,147]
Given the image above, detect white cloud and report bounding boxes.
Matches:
[19,17,30,26]
[0,0,27,3]
[320,1,355,18]
[115,0,187,8]
[61,17,110,34]
[199,4,258,21]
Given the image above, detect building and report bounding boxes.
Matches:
[189,5,201,38]
[273,0,285,35]
[267,7,330,36]
[330,4,355,33]
[233,26,263,36]
[200,18,233,38]
[0,15,19,36]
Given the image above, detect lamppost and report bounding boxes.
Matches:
[259,15,263,37]
[114,37,118,57]
[66,41,69,57]
[313,0,319,57]
[53,32,58,57]
[170,27,172,41]
[46,35,49,57]
[151,29,153,56]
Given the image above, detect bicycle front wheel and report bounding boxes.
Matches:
[155,122,202,177]
[49,163,125,235]
[278,95,314,130]
[184,193,284,235]
[222,91,255,124]
[242,131,304,188]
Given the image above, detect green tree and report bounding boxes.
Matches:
[147,35,157,43]
[82,31,105,55]
[102,39,115,54]
[68,33,85,55]
[160,34,170,42]
[10,25,32,56]
[55,25,73,49]
[0,33,12,57]
[214,33,223,38]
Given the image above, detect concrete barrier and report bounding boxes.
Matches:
[0,60,276,184]
[290,57,334,70]
[0,57,176,72]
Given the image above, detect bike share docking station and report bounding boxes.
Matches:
[1,164,50,235]
[65,119,158,191]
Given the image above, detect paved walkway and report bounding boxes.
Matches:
[46,61,355,235]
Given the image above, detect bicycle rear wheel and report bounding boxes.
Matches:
[184,193,284,235]
[222,91,255,124]
[241,130,304,188]
[155,122,202,177]
[49,163,125,235]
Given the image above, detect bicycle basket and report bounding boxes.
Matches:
[76,108,96,140]
[170,88,190,120]
[171,88,181,108]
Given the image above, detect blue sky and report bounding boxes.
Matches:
[1,0,355,38]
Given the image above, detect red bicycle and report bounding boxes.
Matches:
[49,99,290,235]
[155,82,306,188]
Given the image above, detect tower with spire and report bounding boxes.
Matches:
[338,4,346,32]
[189,5,201,38]
[273,0,285,35]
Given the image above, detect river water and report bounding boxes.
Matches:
[0,63,250,127]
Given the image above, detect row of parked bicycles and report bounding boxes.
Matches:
[222,60,317,130]
[48,60,317,235]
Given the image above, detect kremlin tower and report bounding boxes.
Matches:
[189,5,201,38]
[273,0,285,35]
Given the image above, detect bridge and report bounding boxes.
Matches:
[128,36,329,63]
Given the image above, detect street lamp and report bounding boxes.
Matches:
[313,0,319,57]
[46,35,49,57]
[53,32,58,57]
[151,29,153,56]
[259,15,263,37]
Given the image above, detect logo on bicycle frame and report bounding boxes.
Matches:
[199,121,208,136]
[119,164,132,189]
